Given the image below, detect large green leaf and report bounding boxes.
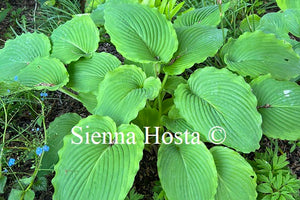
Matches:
[210,146,257,200]
[104,2,178,63]
[39,113,81,176]
[94,65,161,125]
[164,24,225,75]
[90,3,106,26]
[257,12,297,46]
[276,0,300,10]
[0,32,50,80]
[174,67,262,153]
[284,9,300,38]
[251,75,300,140]
[51,15,99,64]
[157,134,217,200]
[52,115,144,200]
[173,3,230,28]
[67,52,121,94]
[17,57,69,91]
[221,31,300,80]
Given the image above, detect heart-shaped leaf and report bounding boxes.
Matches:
[210,146,257,200]
[51,15,99,64]
[251,75,300,140]
[174,67,262,153]
[173,3,230,28]
[104,2,178,63]
[164,24,225,75]
[94,65,161,125]
[158,134,217,200]
[17,57,69,91]
[221,31,300,80]
[52,115,144,200]
[67,52,121,94]
[0,32,51,80]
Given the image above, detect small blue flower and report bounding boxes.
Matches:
[43,145,50,152]
[14,76,18,81]
[3,169,8,173]
[36,128,40,131]
[41,97,44,101]
[8,158,15,167]
[40,92,44,97]
[36,147,43,156]
[32,128,35,131]
[44,93,48,97]
[7,89,10,93]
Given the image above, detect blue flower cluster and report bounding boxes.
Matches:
[36,145,50,156]
[8,158,15,167]
[40,92,48,101]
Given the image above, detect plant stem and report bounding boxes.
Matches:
[0,99,8,175]
[158,74,169,119]
[59,87,81,102]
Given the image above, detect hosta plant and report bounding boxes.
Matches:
[0,0,300,199]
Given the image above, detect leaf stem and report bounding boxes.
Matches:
[59,87,81,102]
[158,74,169,119]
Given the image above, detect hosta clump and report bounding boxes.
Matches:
[0,0,300,199]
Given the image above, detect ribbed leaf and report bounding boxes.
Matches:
[257,12,296,45]
[0,32,50,80]
[67,52,121,94]
[39,113,81,176]
[51,15,100,64]
[164,24,225,75]
[284,9,300,37]
[52,115,144,200]
[104,2,178,63]
[94,65,161,125]
[173,3,230,28]
[157,135,217,200]
[174,67,262,153]
[251,75,300,140]
[17,57,69,91]
[240,14,260,32]
[276,0,300,10]
[221,31,300,80]
[78,92,98,113]
[210,146,257,200]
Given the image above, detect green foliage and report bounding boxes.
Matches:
[250,147,300,199]
[1,0,300,199]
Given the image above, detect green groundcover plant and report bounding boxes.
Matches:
[0,0,300,199]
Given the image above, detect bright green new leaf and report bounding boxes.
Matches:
[0,32,51,80]
[67,52,121,94]
[51,15,100,64]
[164,24,225,75]
[39,113,81,176]
[251,75,300,140]
[132,107,160,133]
[276,0,300,10]
[221,31,300,80]
[174,67,262,153]
[17,57,69,91]
[240,14,260,32]
[210,146,257,200]
[94,65,161,125]
[104,2,178,63]
[173,3,230,28]
[52,115,144,200]
[124,59,159,78]
[158,135,217,200]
